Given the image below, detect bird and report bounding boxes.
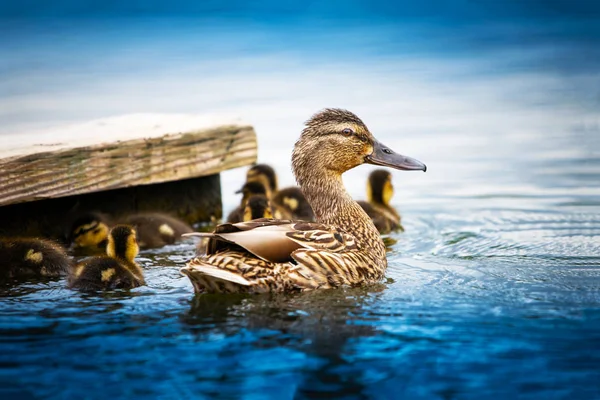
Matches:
[0,237,72,279]
[68,225,145,290]
[68,211,193,253]
[246,164,315,221]
[358,169,404,234]
[181,108,426,294]
[243,195,274,221]
[227,181,289,223]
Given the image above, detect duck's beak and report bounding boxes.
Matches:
[366,139,427,172]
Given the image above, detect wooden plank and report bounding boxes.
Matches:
[0,115,257,207]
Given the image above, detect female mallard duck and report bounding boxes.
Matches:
[68,225,145,290]
[69,211,193,253]
[0,237,72,279]
[358,169,404,234]
[181,108,426,293]
[247,164,315,221]
[227,181,289,223]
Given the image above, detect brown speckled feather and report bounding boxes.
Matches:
[181,218,381,293]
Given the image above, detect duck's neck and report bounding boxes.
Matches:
[296,168,386,262]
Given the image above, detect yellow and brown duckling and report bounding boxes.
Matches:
[69,211,193,254]
[243,195,274,221]
[246,164,278,195]
[68,212,112,254]
[358,169,404,234]
[181,108,426,294]
[246,164,315,221]
[227,181,288,222]
[68,225,145,291]
[0,237,73,279]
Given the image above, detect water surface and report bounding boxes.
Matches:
[1,6,600,399]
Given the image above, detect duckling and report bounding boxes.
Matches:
[181,108,426,294]
[246,164,315,221]
[355,202,394,234]
[358,169,403,234]
[68,225,144,290]
[243,195,274,221]
[272,187,315,221]
[125,213,194,248]
[227,181,290,223]
[69,211,193,253]
[68,212,111,254]
[0,237,73,279]
[246,164,278,194]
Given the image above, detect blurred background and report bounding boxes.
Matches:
[2,1,600,398]
[2,1,599,214]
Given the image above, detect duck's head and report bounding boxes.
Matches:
[247,164,278,192]
[367,169,394,206]
[292,109,426,182]
[70,212,110,250]
[243,195,274,221]
[106,225,139,263]
[236,180,271,203]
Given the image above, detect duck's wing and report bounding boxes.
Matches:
[182,219,369,293]
[185,218,359,264]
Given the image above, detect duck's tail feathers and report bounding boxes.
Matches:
[180,262,251,293]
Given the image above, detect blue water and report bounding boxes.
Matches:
[1,3,600,398]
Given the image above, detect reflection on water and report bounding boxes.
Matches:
[1,7,600,399]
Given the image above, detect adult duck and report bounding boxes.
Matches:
[181,108,426,293]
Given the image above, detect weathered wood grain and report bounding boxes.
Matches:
[0,124,257,207]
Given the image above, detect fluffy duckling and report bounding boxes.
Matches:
[243,195,274,221]
[68,212,111,253]
[68,225,145,290]
[0,237,72,279]
[227,181,290,223]
[69,211,193,253]
[126,213,194,248]
[246,164,315,221]
[358,169,403,234]
[246,164,278,194]
[272,187,315,221]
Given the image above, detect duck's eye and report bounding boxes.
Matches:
[342,128,353,136]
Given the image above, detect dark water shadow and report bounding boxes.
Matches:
[181,285,388,398]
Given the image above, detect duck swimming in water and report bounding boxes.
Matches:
[358,169,403,234]
[181,108,426,293]
[69,211,193,253]
[246,164,315,221]
[68,225,145,291]
[0,237,72,279]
